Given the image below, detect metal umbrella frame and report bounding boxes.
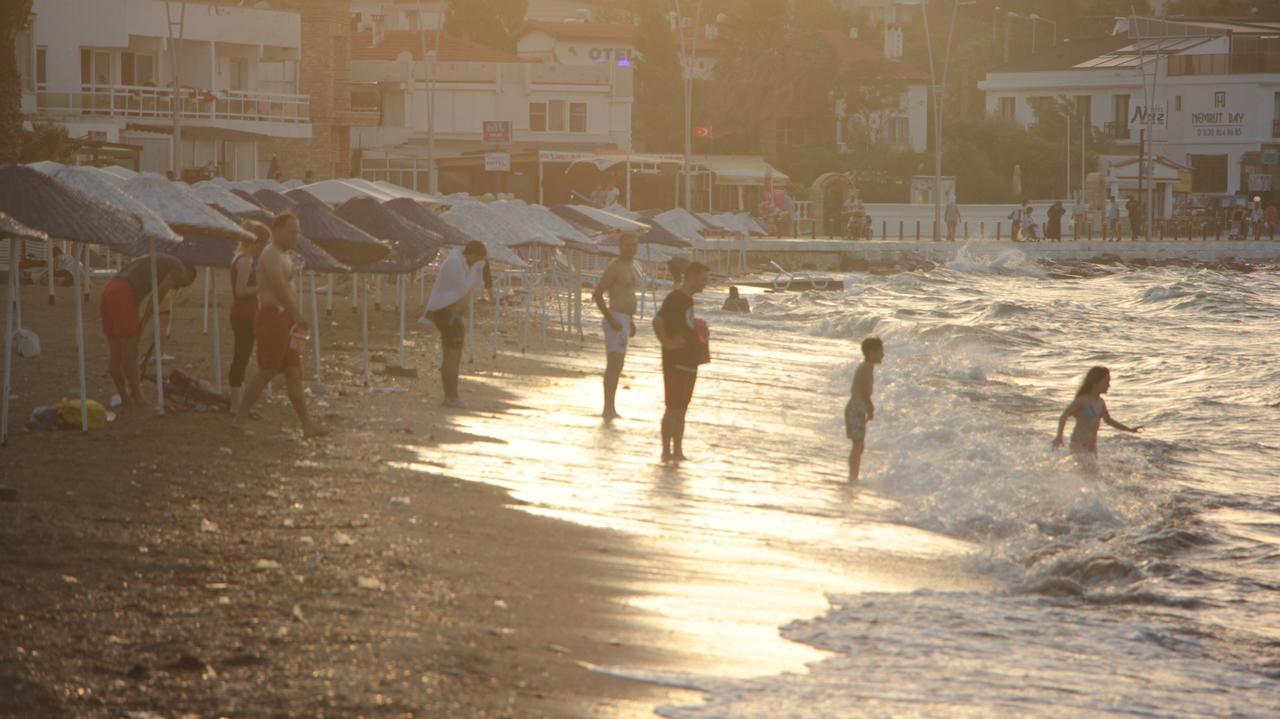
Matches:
[2,213,49,446]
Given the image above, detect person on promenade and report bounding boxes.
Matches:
[1047,201,1065,241]
[423,240,493,408]
[1021,205,1039,240]
[1266,202,1278,239]
[1126,196,1143,240]
[229,221,268,414]
[1106,197,1120,240]
[233,212,326,437]
[1053,366,1143,469]
[1072,196,1088,239]
[846,337,883,481]
[1008,204,1023,241]
[100,252,196,411]
[722,285,750,313]
[945,198,961,242]
[653,261,710,463]
[592,232,639,420]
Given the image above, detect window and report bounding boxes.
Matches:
[1273,92,1280,138]
[888,116,910,144]
[36,46,46,88]
[1074,95,1091,125]
[16,30,33,91]
[548,99,566,131]
[1189,154,1227,193]
[121,52,155,86]
[569,102,587,133]
[1174,95,1182,112]
[1112,94,1130,139]
[529,102,546,131]
[80,49,111,86]
[229,58,249,92]
[999,96,1016,121]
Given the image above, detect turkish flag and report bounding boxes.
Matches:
[693,125,713,140]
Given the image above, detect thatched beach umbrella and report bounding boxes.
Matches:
[121,174,252,411]
[0,165,147,430]
[336,197,444,369]
[40,165,184,253]
[193,181,274,224]
[2,213,49,446]
[385,197,471,246]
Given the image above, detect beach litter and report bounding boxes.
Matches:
[253,559,282,572]
[390,496,411,507]
[199,519,219,533]
[333,531,356,546]
[357,576,386,591]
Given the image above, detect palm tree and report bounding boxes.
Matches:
[0,0,35,163]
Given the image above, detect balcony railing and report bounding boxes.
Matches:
[36,85,309,124]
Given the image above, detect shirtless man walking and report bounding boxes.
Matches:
[592,231,639,420]
[232,212,326,437]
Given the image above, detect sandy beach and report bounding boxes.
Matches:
[0,276,699,718]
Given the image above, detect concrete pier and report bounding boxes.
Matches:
[697,238,1280,272]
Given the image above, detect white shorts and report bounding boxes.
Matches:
[603,311,632,355]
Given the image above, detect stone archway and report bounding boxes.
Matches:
[809,172,857,237]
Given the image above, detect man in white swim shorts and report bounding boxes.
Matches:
[592,231,639,420]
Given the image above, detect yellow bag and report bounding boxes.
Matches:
[55,399,108,430]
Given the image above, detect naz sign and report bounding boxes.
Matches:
[1129,103,1167,128]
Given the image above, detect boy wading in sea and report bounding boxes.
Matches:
[847,337,883,481]
[1053,366,1143,468]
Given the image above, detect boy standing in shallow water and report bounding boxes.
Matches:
[847,337,884,481]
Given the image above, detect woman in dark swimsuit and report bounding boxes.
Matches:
[1053,366,1143,468]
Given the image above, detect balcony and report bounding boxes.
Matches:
[35,85,311,137]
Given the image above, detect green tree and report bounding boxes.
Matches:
[0,0,34,163]
[631,0,683,152]
[17,122,79,164]
[835,57,908,153]
[703,0,839,155]
[443,0,528,52]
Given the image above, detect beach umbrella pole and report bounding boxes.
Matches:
[398,274,406,368]
[310,272,324,389]
[491,271,499,360]
[361,274,370,386]
[202,267,210,334]
[73,244,88,431]
[521,272,530,354]
[47,242,55,306]
[2,240,17,445]
[149,238,165,414]
[326,274,333,317]
[212,277,223,394]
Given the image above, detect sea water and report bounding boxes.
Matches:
[403,246,1280,717]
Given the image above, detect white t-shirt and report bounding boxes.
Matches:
[605,187,620,206]
[425,249,487,312]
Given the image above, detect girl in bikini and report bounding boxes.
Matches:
[1053,366,1143,466]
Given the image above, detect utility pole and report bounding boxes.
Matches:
[417,1,439,193]
[165,1,187,177]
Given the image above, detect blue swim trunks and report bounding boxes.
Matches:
[845,400,869,443]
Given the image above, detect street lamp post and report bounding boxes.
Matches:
[676,0,704,212]
[921,0,962,241]
[416,1,440,193]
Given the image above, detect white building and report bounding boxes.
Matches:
[978,17,1280,213]
[516,20,636,67]
[17,0,311,180]
[348,17,633,195]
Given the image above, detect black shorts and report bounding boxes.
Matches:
[429,309,465,351]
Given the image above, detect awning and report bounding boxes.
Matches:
[700,157,789,186]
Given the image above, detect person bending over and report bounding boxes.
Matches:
[423,240,492,408]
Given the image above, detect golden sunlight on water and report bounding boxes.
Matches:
[396,322,989,678]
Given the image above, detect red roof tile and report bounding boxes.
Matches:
[519,20,636,42]
[351,30,529,64]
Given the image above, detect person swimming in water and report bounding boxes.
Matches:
[1053,366,1142,465]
